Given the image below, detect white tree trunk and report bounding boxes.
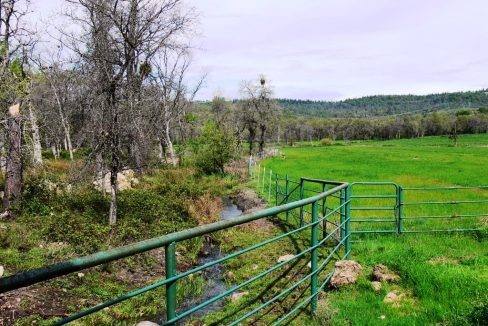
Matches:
[164,122,177,166]
[109,170,117,226]
[27,102,43,166]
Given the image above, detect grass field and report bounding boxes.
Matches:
[253,134,488,325]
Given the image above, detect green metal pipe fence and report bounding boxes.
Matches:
[0,173,350,325]
[1,162,486,325]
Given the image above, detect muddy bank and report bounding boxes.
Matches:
[232,189,267,214]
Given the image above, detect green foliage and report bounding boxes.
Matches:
[320,137,333,146]
[190,121,238,174]
[278,89,488,118]
[456,109,471,116]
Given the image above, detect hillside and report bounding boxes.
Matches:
[278,89,488,118]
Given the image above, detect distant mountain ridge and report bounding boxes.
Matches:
[277,89,488,118]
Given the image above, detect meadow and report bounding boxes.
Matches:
[255,134,488,325]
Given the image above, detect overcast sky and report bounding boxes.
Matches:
[32,0,488,100]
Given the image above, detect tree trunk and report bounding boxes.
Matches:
[3,104,23,214]
[65,131,74,160]
[248,127,255,156]
[164,122,177,166]
[27,101,43,166]
[157,137,167,163]
[109,168,118,226]
[258,125,266,156]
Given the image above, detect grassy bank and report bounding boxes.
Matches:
[0,161,237,325]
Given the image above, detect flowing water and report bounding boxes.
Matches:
[176,197,243,322]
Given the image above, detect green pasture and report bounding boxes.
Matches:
[252,134,488,325]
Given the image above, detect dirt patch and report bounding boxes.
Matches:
[372,264,400,282]
[0,285,81,323]
[233,189,266,214]
[330,260,362,288]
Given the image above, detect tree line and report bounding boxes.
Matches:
[278,109,488,144]
[278,90,488,118]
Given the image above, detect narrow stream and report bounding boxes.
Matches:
[178,197,243,322]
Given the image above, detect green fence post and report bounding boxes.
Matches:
[345,186,351,257]
[262,167,266,195]
[165,243,177,325]
[340,188,346,242]
[398,186,404,234]
[285,174,290,221]
[299,178,305,226]
[310,201,319,314]
[322,183,327,239]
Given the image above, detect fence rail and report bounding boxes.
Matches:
[1,167,350,325]
[1,162,486,325]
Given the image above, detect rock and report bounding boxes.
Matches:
[277,254,295,263]
[383,291,404,305]
[136,322,159,326]
[307,261,312,269]
[373,264,400,282]
[77,272,85,278]
[252,264,258,270]
[230,291,249,302]
[227,271,234,279]
[379,315,386,320]
[93,169,140,193]
[330,260,362,288]
[0,265,4,277]
[371,281,382,292]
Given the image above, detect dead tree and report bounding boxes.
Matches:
[64,0,196,225]
[240,76,281,156]
[0,0,33,216]
[150,48,204,166]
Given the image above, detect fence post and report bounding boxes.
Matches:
[299,178,305,226]
[310,201,319,314]
[322,183,327,239]
[340,188,346,243]
[285,174,290,221]
[165,242,177,325]
[397,186,404,234]
[275,174,278,206]
[262,167,266,194]
[268,170,272,201]
[345,186,351,257]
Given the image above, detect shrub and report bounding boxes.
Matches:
[190,121,238,174]
[320,138,334,146]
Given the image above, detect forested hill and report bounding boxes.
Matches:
[278,89,488,118]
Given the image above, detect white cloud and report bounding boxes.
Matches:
[32,0,488,100]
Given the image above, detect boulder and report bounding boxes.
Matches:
[0,265,4,277]
[372,264,400,282]
[93,169,139,193]
[136,322,159,326]
[330,260,362,288]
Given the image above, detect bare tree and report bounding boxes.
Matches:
[0,0,33,217]
[150,48,203,166]
[240,76,281,156]
[63,0,196,225]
